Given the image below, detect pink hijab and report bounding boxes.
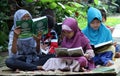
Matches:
[61,17,90,50]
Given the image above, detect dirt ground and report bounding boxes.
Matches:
[0,51,8,67]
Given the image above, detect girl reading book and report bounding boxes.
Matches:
[99,8,120,58]
[82,7,115,66]
[39,17,95,72]
[40,15,58,55]
[5,9,55,71]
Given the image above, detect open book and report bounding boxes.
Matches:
[55,47,84,57]
[91,40,113,50]
[16,16,48,38]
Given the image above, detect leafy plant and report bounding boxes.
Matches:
[0,0,9,51]
[10,0,119,30]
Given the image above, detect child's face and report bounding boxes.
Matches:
[102,17,106,23]
[90,19,100,30]
[22,14,31,20]
[62,30,74,39]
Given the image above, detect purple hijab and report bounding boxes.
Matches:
[61,18,90,50]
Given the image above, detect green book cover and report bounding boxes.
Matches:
[16,16,48,38]
[32,16,48,35]
[16,19,33,38]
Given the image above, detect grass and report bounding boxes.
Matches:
[105,17,120,27]
[78,16,120,30]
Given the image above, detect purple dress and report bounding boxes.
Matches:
[61,17,95,70]
[42,17,95,71]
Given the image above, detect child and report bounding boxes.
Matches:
[99,8,120,58]
[41,8,62,45]
[5,9,54,71]
[99,8,114,33]
[39,17,95,72]
[40,15,58,54]
[82,7,115,66]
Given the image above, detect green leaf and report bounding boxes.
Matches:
[67,2,84,8]
[58,2,65,9]
[49,2,57,9]
[41,0,55,3]
[94,0,98,5]
[26,0,34,3]
[0,31,8,45]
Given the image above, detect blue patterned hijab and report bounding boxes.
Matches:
[11,9,32,31]
[82,7,113,45]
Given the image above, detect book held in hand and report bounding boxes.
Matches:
[91,40,113,50]
[55,47,84,57]
[16,16,48,38]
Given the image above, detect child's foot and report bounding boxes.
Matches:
[37,66,44,70]
[105,60,114,66]
[80,67,90,72]
[15,69,20,73]
[115,52,120,58]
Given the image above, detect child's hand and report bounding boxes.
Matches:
[84,50,95,60]
[113,42,117,46]
[115,52,120,58]
[33,32,42,42]
[84,54,91,60]
[14,26,21,38]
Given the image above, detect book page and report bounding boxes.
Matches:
[67,47,84,57]
[55,47,84,57]
[94,40,113,48]
[55,48,69,57]
[32,16,47,22]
